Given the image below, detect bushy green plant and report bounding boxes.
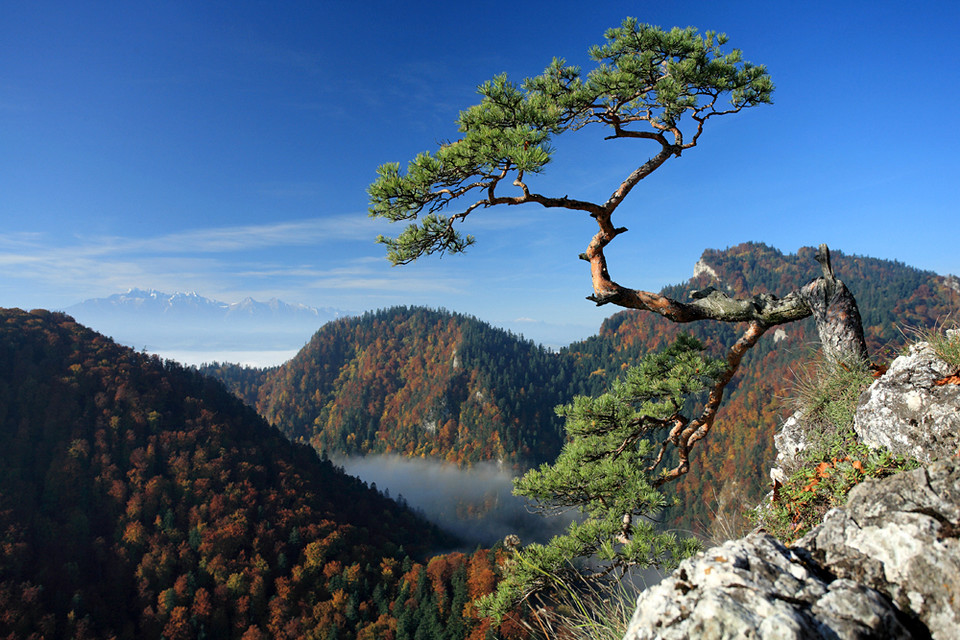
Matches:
[763,354,920,543]
[514,566,646,640]
[790,355,874,434]
[477,335,724,620]
[902,318,960,370]
[762,433,919,544]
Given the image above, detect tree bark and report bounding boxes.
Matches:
[798,244,869,365]
[593,243,870,486]
[587,243,869,365]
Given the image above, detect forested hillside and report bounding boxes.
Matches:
[567,243,959,532]
[207,244,958,536]
[0,308,528,639]
[210,307,603,467]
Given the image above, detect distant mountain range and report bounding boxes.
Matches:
[63,289,350,355]
[67,288,337,320]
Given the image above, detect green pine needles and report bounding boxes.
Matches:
[367,15,777,626]
[478,335,726,620]
[369,18,773,265]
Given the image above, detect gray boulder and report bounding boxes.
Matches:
[625,462,960,639]
[799,459,960,639]
[854,340,960,464]
[770,410,806,486]
[623,532,912,639]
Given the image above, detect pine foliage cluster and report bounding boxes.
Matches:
[368,19,772,264]
[478,336,723,618]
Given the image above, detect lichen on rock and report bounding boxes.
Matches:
[799,460,960,638]
[854,341,960,463]
[623,532,914,639]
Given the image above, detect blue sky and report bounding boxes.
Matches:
[2,1,958,348]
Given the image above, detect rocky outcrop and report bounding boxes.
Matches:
[799,459,960,638]
[625,337,960,639]
[625,464,959,638]
[854,335,960,463]
[769,409,806,485]
[693,258,719,281]
[624,532,915,639]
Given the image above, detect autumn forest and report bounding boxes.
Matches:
[2,243,958,638]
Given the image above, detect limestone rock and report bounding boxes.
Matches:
[771,410,806,485]
[798,459,960,639]
[693,258,719,281]
[625,339,960,639]
[854,341,960,463]
[625,460,960,639]
[623,533,912,639]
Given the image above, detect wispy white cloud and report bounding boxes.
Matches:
[306,275,461,293]
[1,213,390,260]
[0,232,48,253]
[231,261,465,294]
[0,214,471,310]
[81,214,387,255]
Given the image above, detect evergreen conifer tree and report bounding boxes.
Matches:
[478,335,724,616]
[369,16,869,620]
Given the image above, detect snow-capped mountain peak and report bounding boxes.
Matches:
[62,290,351,357]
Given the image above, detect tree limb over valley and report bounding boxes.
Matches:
[368,17,870,618]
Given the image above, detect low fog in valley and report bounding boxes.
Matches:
[336,455,578,549]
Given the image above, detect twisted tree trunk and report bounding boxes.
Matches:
[586,242,869,485]
[587,243,868,364]
[799,245,869,365]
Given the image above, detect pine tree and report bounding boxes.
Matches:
[368,17,867,487]
[478,335,723,617]
[368,14,870,625]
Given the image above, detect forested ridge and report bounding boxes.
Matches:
[0,308,529,639]
[567,243,959,531]
[208,243,958,533]
[1,244,954,637]
[207,307,605,467]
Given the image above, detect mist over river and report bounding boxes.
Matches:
[335,454,577,548]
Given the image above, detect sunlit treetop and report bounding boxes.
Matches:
[369,17,773,266]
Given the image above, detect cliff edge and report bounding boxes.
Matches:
[625,334,960,639]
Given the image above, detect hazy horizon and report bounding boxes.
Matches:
[58,286,608,367]
[3,2,958,347]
